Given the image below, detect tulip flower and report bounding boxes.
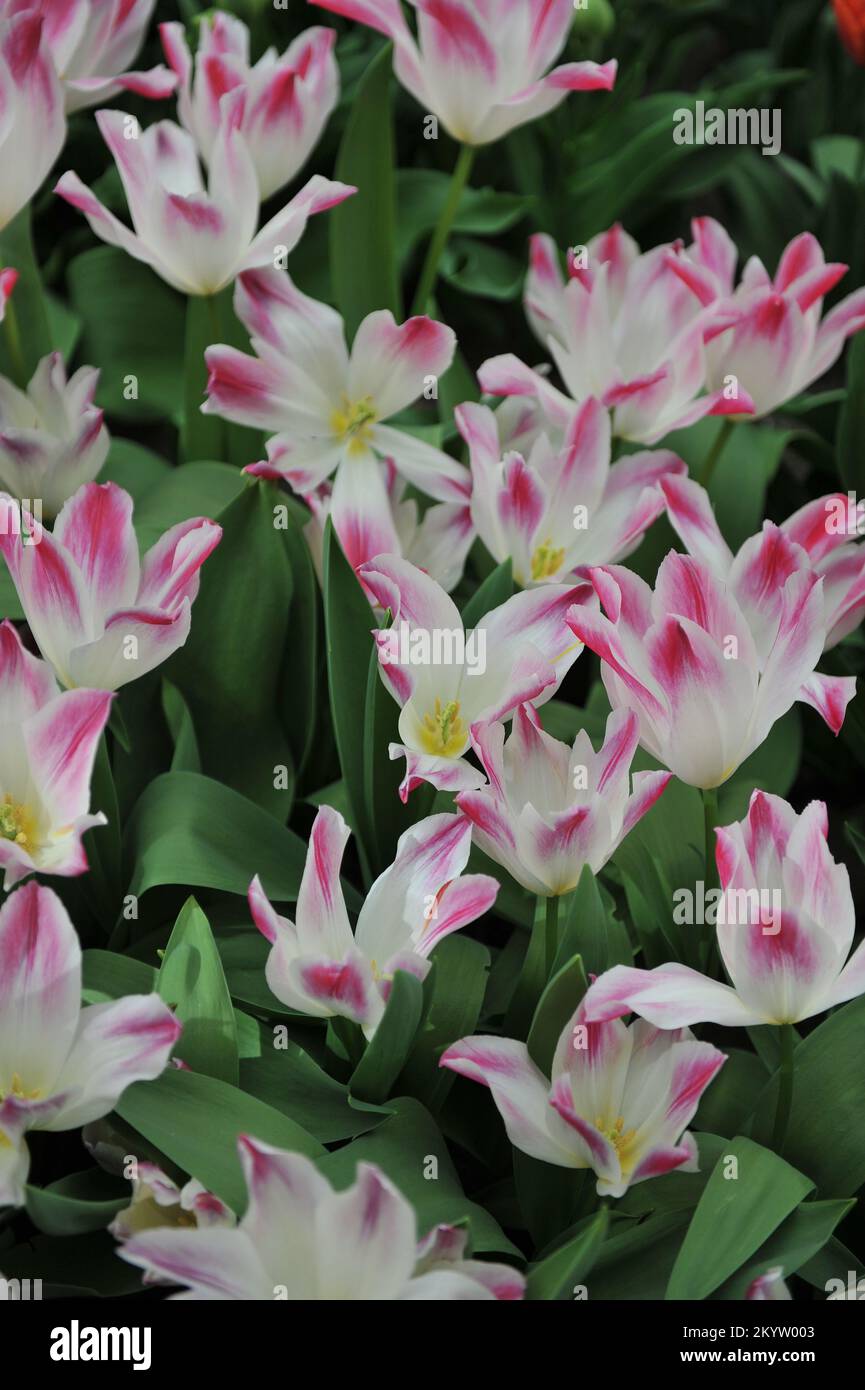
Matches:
[9,0,177,113]
[0,880,181,1207]
[0,353,109,519]
[120,1138,525,1299]
[55,101,354,297]
[456,705,671,897]
[359,554,590,800]
[0,11,65,231]
[747,1268,792,1301]
[249,807,497,1035]
[160,14,338,200]
[205,268,469,563]
[479,226,754,446]
[441,1006,725,1198]
[456,395,686,585]
[661,474,865,651]
[581,791,865,1030]
[0,268,16,321]
[565,553,856,790]
[304,459,475,595]
[668,228,865,416]
[0,619,111,890]
[834,0,865,64]
[111,1164,235,1246]
[0,482,221,691]
[310,0,616,146]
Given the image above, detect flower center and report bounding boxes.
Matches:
[0,796,36,849]
[420,698,466,757]
[595,1114,637,1157]
[331,394,377,455]
[0,1073,42,1102]
[531,538,565,581]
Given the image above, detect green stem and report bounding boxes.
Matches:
[2,291,26,387]
[505,893,559,1037]
[700,418,734,490]
[702,786,719,893]
[544,893,560,979]
[182,293,225,463]
[0,204,52,385]
[771,1023,795,1154]
[411,143,475,316]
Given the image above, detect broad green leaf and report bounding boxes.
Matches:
[665,1136,813,1301]
[25,1171,127,1237]
[440,237,524,300]
[461,557,513,628]
[526,1208,610,1300]
[240,1041,389,1143]
[116,1067,324,1214]
[181,293,225,462]
[161,679,201,773]
[125,771,307,903]
[82,949,156,1003]
[98,438,170,505]
[555,866,614,977]
[157,897,239,1085]
[712,1199,854,1300]
[527,952,588,1076]
[164,483,296,813]
[395,170,532,263]
[398,935,490,1112]
[0,205,51,383]
[350,970,426,1105]
[279,503,319,782]
[132,460,244,552]
[330,43,401,337]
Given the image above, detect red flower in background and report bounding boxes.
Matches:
[834,0,865,65]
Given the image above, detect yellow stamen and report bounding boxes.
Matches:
[419,698,466,757]
[0,795,36,849]
[595,1113,637,1158]
[331,393,378,456]
[531,538,565,581]
[0,1074,42,1102]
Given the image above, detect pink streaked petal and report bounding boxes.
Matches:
[477,354,575,431]
[659,474,734,576]
[0,617,57,718]
[52,482,139,618]
[349,313,455,420]
[0,881,82,1092]
[24,688,112,824]
[330,450,402,573]
[582,963,762,1028]
[239,174,356,272]
[416,873,498,955]
[315,1161,417,1300]
[797,672,856,735]
[620,769,672,840]
[548,1073,619,1175]
[539,59,617,93]
[565,604,666,725]
[248,875,291,946]
[371,423,471,504]
[138,519,222,612]
[295,806,354,957]
[119,1226,270,1299]
[203,344,296,432]
[359,553,462,635]
[390,744,487,804]
[628,1141,698,1186]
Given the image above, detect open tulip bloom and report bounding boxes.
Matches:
[111,1164,235,1246]
[442,1006,725,1198]
[55,99,354,296]
[565,552,856,790]
[0,881,181,1207]
[0,10,65,231]
[0,352,109,518]
[0,619,110,889]
[457,705,671,897]
[311,0,616,146]
[662,473,865,651]
[582,791,865,1030]
[249,807,498,1035]
[667,226,865,416]
[0,481,221,691]
[359,554,590,800]
[11,0,177,113]
[479,224,754,446]
[205,268,470,570]
[456,395,686,585]
[161,14,338,200]
[120,1138,525,1300]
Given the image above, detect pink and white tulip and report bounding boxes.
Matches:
[669,225,865,416]
[249,806,498,1035]
[205,269,468,565]
[747,1268,792,1301]
[0,11,65,231]
[55,104,354,296]
[457,395,685,584]
[441,1006,724,1198]
[0,881,181,1207]
[310,0,616,146]
[662,473,865,651]
[111,1163,235,1246]
[479,226,753,446]
[582,791,865,1030]
[457,706,671,897]
[120,1138,525,1299]
[0,354,109,519]
[565,553,856,790]
[360,554,590,801]
[0,482,221,691]
[161,14,338,200]
[305,457,475,596]
[2,0,176,113]
[0,620,110,890]
[0,268,16,321]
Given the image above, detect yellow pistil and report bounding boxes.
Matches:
[0,1074,42,1102]
[530,538,565,581]
[0,795,36,849]
[420,698,466,757]
[595,1114,637,1160]
[331,393,378,456]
